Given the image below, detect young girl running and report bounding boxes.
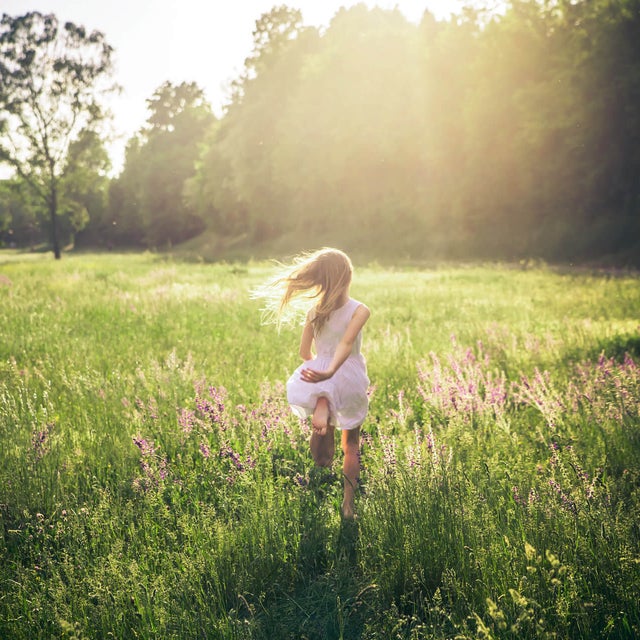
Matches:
[256,248,370,519]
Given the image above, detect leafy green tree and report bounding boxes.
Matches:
[106,137,146,247]
[63,129,111,247]
[274,6,425,250]
[247,6,305,73]
[556,0,640,258]
[0,11,115,258]
[187,6,317,241]
[464,0,640,261]
[188,1,639,263]
[0,178,46,248]
[456,1,542,258]
[113,81,215,248]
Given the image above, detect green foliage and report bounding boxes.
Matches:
[107,82,215,248]
[0,12,115,258]
[181,0,640,264]
[0,178,46,247]
[0,253,639,638]
[61,129,111,245]
[186,6,318,241]
[4,2,639,262]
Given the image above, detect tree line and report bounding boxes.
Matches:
[1,1,639,263]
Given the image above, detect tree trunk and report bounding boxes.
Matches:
[50,184,61,259]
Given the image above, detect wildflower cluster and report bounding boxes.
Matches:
[131,435,169,493]
[195,383,228,431]
[412,425,451,472]
[417,337,508,424]
[510,439,609,521]
[513,368,565,428]
[131,381,309,498]
[570,352,640,424]
[382,390,452,477]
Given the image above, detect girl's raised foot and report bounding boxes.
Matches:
[312,397,330,436]
[312,421,328,437]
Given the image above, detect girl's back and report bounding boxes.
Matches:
[314,298,364,359]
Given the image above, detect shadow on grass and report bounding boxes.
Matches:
[253,473,369,640]
[336,516,359,566]
[589,333,640,361]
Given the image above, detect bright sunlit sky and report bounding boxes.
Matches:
[2,0,469,174]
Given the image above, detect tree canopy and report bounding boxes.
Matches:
[2,1,639,263]
[0,11,114,257]
[182,0,640,263]
[104,81,215,248]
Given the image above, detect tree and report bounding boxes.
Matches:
[189,1,640,262]
[192,5,431,251]
[462,0,640,261]
[0,11,115,258]
[113,82,215,248]
[0,178,44,248]
[272,5,430,251]
[187,6,318,241]
[62,129,111,247]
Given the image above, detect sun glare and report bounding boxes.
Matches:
[0,0,475,179]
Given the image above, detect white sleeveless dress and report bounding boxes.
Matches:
[287,298,369,430]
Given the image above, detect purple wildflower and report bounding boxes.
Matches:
[380,433,397,473]
[132,436,156,457]
[131,435,170,492]
[220,445,245,472]
[148,397,159,420]
[417,342,508,422]
[548,478,577,514]
[512,486,525,506]
[31,422,55,462]
[426,429,435,454]
[195,386,228,431]
[178,408,196,435]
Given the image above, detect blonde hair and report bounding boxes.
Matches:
[253,248,353,332]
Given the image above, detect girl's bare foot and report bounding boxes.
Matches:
[310,397,334,467]
[312,396,329,436]
[312,422,328,436]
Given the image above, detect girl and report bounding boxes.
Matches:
[256,248,370,519]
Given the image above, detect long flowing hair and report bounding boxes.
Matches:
[252,248,353,332]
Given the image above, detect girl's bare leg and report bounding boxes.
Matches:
[310,397,334,467]
[341,427,360,519]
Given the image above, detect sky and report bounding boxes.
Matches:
[2,0,469,175]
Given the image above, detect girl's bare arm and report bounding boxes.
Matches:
[299,315,315,361]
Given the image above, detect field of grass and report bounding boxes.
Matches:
[1,251,639,639]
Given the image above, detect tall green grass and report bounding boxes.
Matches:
[1,252,639,638]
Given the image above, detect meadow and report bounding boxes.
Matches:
[0,252,639,639]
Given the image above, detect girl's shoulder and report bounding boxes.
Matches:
[347,298,370,319]
[349,297,368,310]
